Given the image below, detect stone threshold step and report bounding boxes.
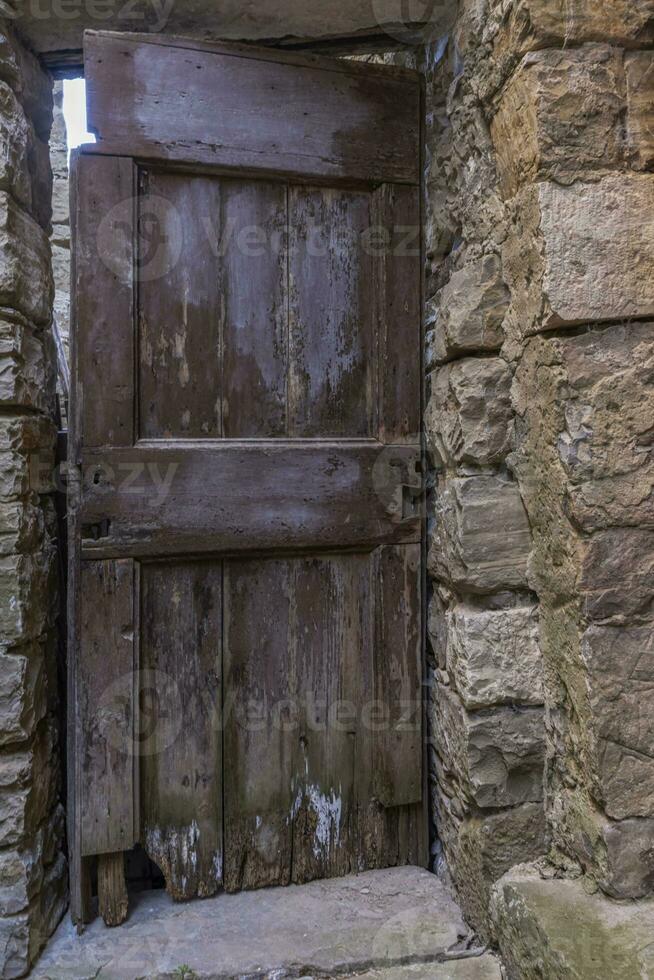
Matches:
[34,867,501,980]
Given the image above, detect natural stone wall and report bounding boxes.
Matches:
[0,23,66,979]
[495,4,654,904]
[420,0,654,943]
[414,1,552,942]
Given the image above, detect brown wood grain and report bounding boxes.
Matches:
[288,187,375,438]
[138,171,224,439]
[374,185,422,443]
[79,443,421,560]
[97,852,129,927]
[74,154,135,449]
[223,551,423,890]
[140,560,223,900]
[79,559,137,857]
[373,544,423,808]
[289,554,369,883]
[222,180,289,438]
[84,33,420,184]
[71,32,424,911]
[223,560,294,891]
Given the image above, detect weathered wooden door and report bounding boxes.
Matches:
[69,30,424,926]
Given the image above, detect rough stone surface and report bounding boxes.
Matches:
[492,863,654,979]
[435,794,549,943]
[426,255,509,366]
[504,177,654,339]
[34,868,476,980]
[429,475,532,594]
[0,191,53,326]
[625,51,654,170]
[513,319,654,897]
[0,25,65,979]
[434,687,545,810]
[492,46,625,194]
[0,319,55,415]
[0,648,47,748]
[580,625,654,821]
[426,358,514,468]
[445,604,543,709]
[415,8,549,935]
[0,28,52,139]
[493,0,654,76]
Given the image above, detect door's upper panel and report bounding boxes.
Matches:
[138,171,376,440]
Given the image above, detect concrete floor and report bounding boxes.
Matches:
[34,867,501,980]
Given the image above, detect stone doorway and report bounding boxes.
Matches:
[0,2,653,977]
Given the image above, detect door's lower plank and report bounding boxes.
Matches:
[140,560,223,900]
[223,547,424,890]
[97,852,129,927]
[223,560,294,891]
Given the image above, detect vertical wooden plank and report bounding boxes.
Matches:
[374,184,421,443]
[79,559,137,857]
[288,187,375,438]
[355,545,424,872]
[222,180,289,438]
[75,154,135,448]
[373,544,422,807]
[68,153,91,926]
[290,555,371,883]
[140,561,223,900]
[138,171,223,439]
[97,852,129,927]
[223,560,294,891]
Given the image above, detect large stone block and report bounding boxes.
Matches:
[580,625,654,821]
[538,177,654,325]
[0,193,52,325]
[426,357,514,468]
[0,27,53,141]
[0,501,45,558]
[429,475,532,593]
[0,550,56,647]
[0,850,66,979]
[492,46,624,194]
[426,255,508,366]
[504,178,654,337]
[0,648,47,749]
[554,322,654,532]
[548,728,654,899]
[434,686,545,808]
[513,326,654,617]
[0,722,60,850]
[492,865,654,980]
[0,911,30,980]
[493,0,654,68]
[446,604,543,709]
[626,52,654,170]
[0,82,32,212]
[436,790,548,942]
[578,528,654,623]
[0,321,55,415]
